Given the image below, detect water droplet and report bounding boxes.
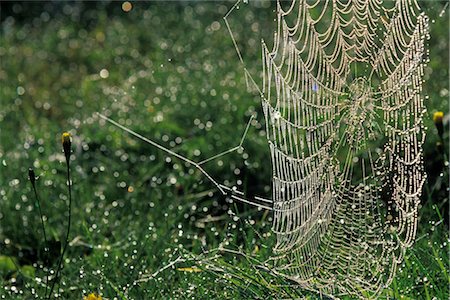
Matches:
[17,86,25,95]
[99,69,109,78]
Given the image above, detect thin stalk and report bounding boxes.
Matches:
[29,168,49,297]
[30,176,49,298]
[439,135,448,164]
[47,159,72,299]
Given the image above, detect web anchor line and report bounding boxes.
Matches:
[96,112,273,211]
[223,0,263,96]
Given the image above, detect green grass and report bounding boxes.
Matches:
[0,2,449,299]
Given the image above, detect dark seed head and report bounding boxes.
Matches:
[28,168,35,185]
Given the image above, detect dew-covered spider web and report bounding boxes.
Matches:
[224,0,429,297]
[98,0,429,298]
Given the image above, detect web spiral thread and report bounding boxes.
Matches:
[261,0,428,297]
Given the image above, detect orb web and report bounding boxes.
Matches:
[255,0,428,297]
[97,0,429,297]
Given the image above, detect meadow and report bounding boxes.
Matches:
[0,1,449,299]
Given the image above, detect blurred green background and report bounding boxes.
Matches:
[0,1,448,299]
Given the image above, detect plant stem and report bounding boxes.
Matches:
[31,181,49,298]
[47,159,72,299]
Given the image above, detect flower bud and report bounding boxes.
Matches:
[433,111,444,138]
[84,293,102,300]
[62,132,71,161]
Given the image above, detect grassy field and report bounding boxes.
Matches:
[0,1,449,299]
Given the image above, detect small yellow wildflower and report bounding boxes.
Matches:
[433,111,444,124]
[433,111,444,138]
[177,266,202,273]
[83,293,102,300]
[62,132,72,160]
[62,132,71,144]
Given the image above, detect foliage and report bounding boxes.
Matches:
[0,2,448,299]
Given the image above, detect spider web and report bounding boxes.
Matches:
[98,0,429,297]
[236,0,428,297]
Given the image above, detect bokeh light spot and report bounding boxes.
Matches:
[122,2,132,13]
[99,69,109,79]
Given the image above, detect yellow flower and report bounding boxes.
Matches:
[433,111,444,138]
[83,293,102,300]
[62,132,71,144]
[177,266,202,273]
[433,111,444,124]
[62,132,72,160]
